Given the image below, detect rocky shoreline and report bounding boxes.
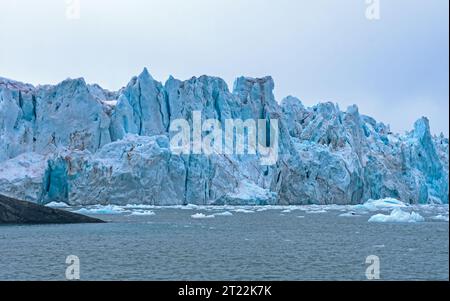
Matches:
[0,194,104,224]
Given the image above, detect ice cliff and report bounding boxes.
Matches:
[0,71,448,205]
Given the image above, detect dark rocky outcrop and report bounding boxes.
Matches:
[0,194,104,224]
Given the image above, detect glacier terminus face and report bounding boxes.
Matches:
[0,70,448,206]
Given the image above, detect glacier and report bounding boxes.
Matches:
[0,70,448,206]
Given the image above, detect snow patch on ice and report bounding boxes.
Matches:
[45,202,70,208]
[102,100,118,107]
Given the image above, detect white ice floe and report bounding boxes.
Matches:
[368,208,424,223]
[215,211,233,216]
[191,213,215,219]
[233,209,255,214]
[74,205,128,215]
[354,198,408,212]
[130,210,156,216]
[431,214,449,222]
[123,204,155,209]
[45,202,70,208]
[182,204,200,210]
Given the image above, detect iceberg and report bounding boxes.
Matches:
[368,208,425,223]
[130,210,156,216]
[191,213,215,219]
[182,204,200,210]
[74,205,128,215]
[353,198,409,212]
[431,214,449,222]
[214,211,233,216]
[123,204,155,209]
[233,209,255,214]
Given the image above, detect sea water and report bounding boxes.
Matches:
[0,206,448,280]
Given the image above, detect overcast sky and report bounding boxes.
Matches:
[0,0,448,135]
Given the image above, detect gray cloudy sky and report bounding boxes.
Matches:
[0,0,448,135]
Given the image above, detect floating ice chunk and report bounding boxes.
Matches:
[123,204,155,209]
[339,212,360,217]
[369,198,408,207]
[431,214,449,222]
[74,205,127,215]
[215,211,233,216]
[321,204,346,211]
[356,198,408,212]
[182,204,199,210]
[368,208,424,223]
[297,216,305,218]
[233,209,255,214]
[130,210,156,216]
[281,209,292,213]
[45,202,70,208]
[191,213,215,219]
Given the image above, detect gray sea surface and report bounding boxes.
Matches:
[0,205,448,280]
